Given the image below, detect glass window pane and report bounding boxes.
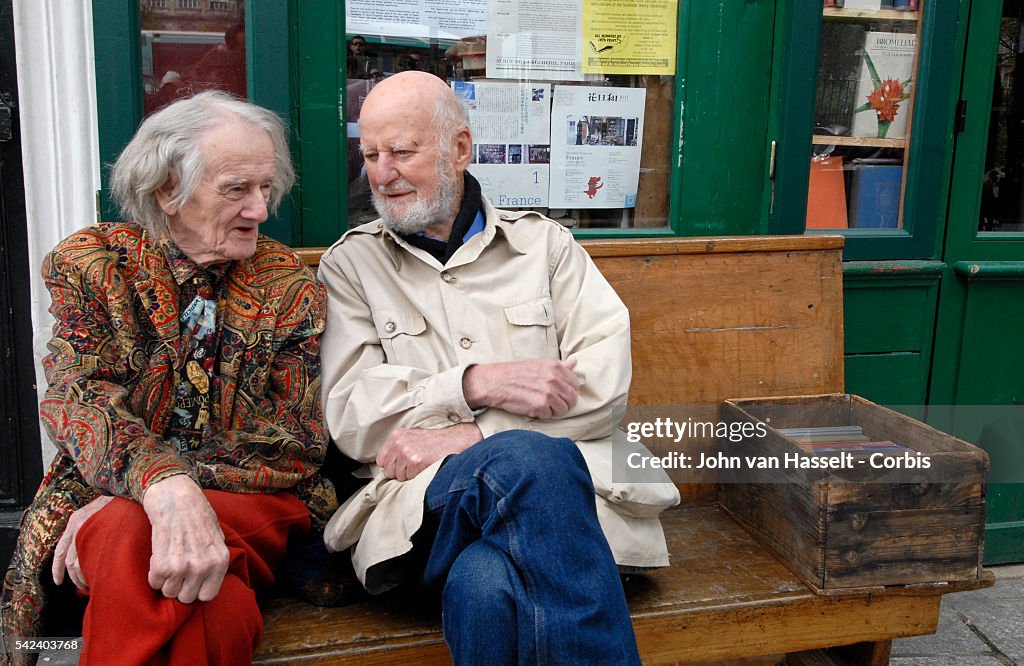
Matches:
[807,1,923,231]
[979,3,1024,233]
[140,0,247,117]
[344,1,678,231]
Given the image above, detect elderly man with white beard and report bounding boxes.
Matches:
[317,71,678,665]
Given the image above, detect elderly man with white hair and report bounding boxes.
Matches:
[1,91,335,665]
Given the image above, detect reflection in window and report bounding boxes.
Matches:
[979,4,1024,232]
[140,0,246,116]
[343,32,675,231]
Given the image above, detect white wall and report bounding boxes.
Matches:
[12,1,101,465]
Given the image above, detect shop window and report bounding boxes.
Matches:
[139,0,246,116]
[977,2,1024,233]
[344,0,680,231]
[806,1,923,232]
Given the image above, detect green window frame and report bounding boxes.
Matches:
[769,0,964,261]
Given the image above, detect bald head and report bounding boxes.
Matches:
[361,71,470,145]
[358,71,473,239]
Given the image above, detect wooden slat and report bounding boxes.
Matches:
[823,505,987,589]
[599,248,845,408]
[294,235,846,267]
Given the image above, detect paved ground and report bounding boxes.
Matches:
[891,564,1024,665]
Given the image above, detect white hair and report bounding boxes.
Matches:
[109,91,295,237]
[432,84,470,154]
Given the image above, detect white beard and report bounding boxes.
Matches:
[372,158,460,236]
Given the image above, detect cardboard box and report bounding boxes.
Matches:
[718,394,989,594]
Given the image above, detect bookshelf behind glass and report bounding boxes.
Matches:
[807,2,923,232]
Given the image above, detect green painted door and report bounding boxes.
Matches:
[930,0,1024,564]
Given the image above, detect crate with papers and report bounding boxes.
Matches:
[717,393,989,594]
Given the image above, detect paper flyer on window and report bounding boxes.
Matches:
[454,81,552,207]
[347,0,487,40]
[486,0,584,81]
[548,85,646,209]
[581,0,677,75]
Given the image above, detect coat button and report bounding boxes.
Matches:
[384,321,396,333]
[459,337,472,349]
[447,412,461,423]
[441,271,455,283]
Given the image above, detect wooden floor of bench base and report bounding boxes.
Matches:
[255,503,989,665]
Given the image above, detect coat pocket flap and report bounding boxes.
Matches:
[503,298,554,327]
[371,309,426,339]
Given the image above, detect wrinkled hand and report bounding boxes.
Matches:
[52,494,115,589]
[142,475,230,604]
[463,357,580,420]
[377,422,483,481]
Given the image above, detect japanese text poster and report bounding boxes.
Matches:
[454,81,552,207]
[549,85,646,208]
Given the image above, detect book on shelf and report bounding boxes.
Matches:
[776,425,864,438]
[777,425,866,444]
[806,156,849,230]
[800,440,910,455]
[843,0,882,9]
[848,158,902,228]
[775,425,910,455]
[851,31,917,139]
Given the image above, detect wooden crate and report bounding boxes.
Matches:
[718,393,989,594]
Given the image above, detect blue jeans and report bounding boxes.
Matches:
[418,430,641,666]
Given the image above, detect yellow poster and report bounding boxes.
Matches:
[582,0,677,75]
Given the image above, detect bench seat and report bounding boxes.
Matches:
[255,504,991,665]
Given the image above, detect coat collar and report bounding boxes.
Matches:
[132,230,264,371]
[366,197,531,272]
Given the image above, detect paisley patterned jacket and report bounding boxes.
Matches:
[0,223,336,659]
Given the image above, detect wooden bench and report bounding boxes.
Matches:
[256,235,992,665]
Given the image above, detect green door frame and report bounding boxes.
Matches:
[929,0,1024,564]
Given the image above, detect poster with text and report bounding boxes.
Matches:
[582,0,677,75]
[549,85,646,208]
[486,0,584,80]
[347,0,487,40]
[455,81,552,207]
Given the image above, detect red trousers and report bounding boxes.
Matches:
[75,489,309,666]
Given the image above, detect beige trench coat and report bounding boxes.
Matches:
[319,200,679,591]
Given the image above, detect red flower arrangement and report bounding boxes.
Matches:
[854,53,913,138]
